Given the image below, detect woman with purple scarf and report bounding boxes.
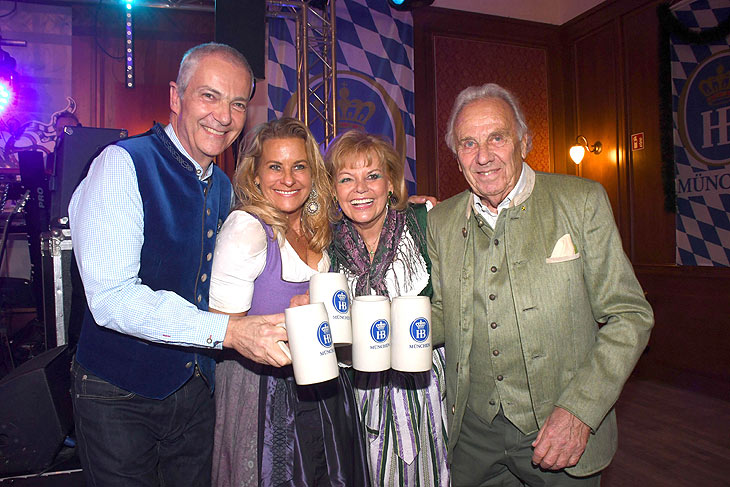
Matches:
[209,118,369,487]
[325,130,449,486]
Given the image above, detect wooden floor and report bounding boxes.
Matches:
[0,377,727,486]
[602,378,730,486]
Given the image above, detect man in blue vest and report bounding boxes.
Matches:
[68,43,290,487]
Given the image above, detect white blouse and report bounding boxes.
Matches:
[209,210,330,314]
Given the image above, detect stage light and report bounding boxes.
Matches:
[124,0,134,88]
[0,81,13,115]
[386,0,434,11]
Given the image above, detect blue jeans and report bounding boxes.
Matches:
[71,358,215,487]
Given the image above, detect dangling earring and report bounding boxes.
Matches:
[334,197,342,214]
[387,190,394,210]
[305,188,320,215]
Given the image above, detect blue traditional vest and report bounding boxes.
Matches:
[75,124,232,399]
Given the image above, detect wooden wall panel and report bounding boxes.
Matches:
[622,4,676,265]
[572,23,624,237]
[72,5,214,137]
[563,0,730,394]
[413,7,564,200]
[635,265,730,399]
[432,36,550,199]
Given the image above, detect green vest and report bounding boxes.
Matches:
[467,210,538,434]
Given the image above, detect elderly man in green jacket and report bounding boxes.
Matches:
[427,83,654,486]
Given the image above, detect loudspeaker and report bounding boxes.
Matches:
[49,126,127,224]
[0,345,72,475]
[215,0,265,80]
[18,151,51,317]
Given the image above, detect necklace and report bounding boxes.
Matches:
[364,237,379,256]
[288,227,309,262]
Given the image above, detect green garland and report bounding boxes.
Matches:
[657,3,730,212]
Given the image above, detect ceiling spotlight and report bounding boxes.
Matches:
[387,0,435,12]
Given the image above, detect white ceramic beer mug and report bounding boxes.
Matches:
[351,295,391,372]
[280,302,339,385]
[309,272,353,345]
[390,296,432,372]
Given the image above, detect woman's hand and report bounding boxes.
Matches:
[289,291,310,308]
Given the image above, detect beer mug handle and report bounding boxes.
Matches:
[277,341,292,360]
[276,323,291,360]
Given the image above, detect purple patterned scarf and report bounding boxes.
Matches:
[329,207,426,298]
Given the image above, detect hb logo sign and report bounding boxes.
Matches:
[332,290,349,313]
[410,317,429,342]
[317,322,333,348]
[370,319,389,343]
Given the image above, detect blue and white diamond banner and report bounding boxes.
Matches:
[267,0,417,194]
[672,1,730,266]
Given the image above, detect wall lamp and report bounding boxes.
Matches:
[569,135,602,164]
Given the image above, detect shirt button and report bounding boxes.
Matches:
[185,361,193,369]
[197,294,202,303]
[451,405,455,414]
[196,168,202,176]
[491,266,497,273]
[489,293,496,301]
[206,208,211,216]
[490,322,498,329]
[494,239,499,246]
[206,252,213,261]
[207,229,214,238]
[201,273,208,282]
[489,399,496,405]
[497,375,504,381]
[493,349,500,356]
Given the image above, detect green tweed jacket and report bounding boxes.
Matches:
[426,164,654,476]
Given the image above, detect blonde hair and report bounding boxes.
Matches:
[233,118,334,252]
[323,130,407,221]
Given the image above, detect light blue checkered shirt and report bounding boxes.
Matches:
[68,124,229,349]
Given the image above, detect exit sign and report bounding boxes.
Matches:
[631,132,645,151]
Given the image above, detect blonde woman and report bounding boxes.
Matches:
[210,118,369,487]
[325,130,449,486]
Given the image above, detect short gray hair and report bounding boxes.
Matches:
[444,83,533,156]
[175,42,253,97]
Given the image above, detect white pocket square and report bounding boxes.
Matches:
[546,233,580,263]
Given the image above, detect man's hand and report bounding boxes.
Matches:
[408,195,439,207]
[222,313,290,367]
[531,407,591,470]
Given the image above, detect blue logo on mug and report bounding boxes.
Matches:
[410,318,429,342]
[317,322,333,348]
[332,290,349,313]
[370,319,389,343]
